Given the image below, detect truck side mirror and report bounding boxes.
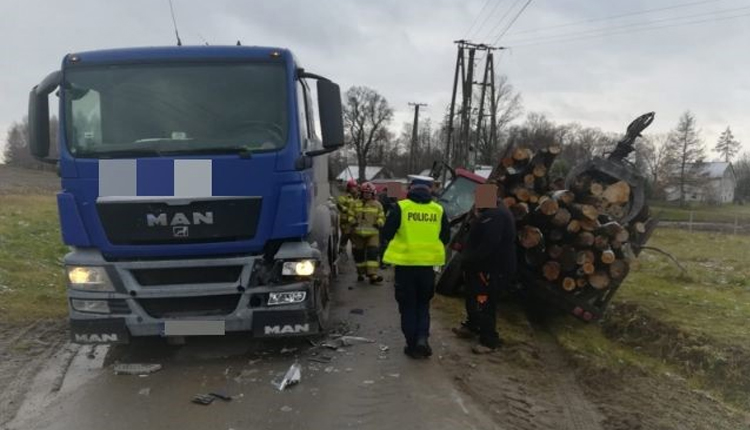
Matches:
[28,71,61,160]
[316,79,344,150]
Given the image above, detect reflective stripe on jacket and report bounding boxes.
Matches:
[383,199,446,266]
[352,199,384,237]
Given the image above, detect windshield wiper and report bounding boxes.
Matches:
[92,148,165,158]
[163,146,257,158]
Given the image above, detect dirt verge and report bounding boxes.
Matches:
[0,320,67,427]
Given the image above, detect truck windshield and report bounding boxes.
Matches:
[438,176,480,220]
[63,62,288,158]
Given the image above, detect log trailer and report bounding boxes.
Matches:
[28,46,344,343]
[436,113,659,321]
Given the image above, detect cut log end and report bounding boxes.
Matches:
[519,226,543,249]
[543,261,561,281]
[562,277,576,292]
[588,271,611,290]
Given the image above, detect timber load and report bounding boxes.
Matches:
[438,112,659,322]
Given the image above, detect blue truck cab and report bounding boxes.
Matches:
[28,46,345,343]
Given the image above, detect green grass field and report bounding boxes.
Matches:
[650,201,750,224]
[0,195,68,323]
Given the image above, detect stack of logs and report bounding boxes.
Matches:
[491,145,649,295]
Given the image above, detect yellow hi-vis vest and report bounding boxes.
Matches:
[383,199,445,266]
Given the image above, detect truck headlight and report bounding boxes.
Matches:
[67,266,114,291]
[281,260,316,277]
[71,299,110,314]
[268,291,307,306]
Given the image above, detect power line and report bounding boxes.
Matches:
[492,0,534,45]
[510,9,750,48]
[506,0,729,36]
[479,0,524,43]
[507,4,750,45]
[464,0,496,38]
[468,0,507,41]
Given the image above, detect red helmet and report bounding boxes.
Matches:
[346,179,358,191]
[360,182,376,197]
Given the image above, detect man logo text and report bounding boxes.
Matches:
[264,324,310,335]
[74,333,119,343]
[146,212,214,227]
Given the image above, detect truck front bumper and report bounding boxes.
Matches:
[65,249,321,344]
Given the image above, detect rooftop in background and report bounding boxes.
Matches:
[336,165,387,182]
[698,161,733,179]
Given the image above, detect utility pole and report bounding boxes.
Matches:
[408,102,427,174]
[442,41,506,180]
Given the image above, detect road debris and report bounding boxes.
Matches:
[209,390,233,401]
[280,347,298,354]
[379,344,390,352]
[280,405,293,412]
[363,380,375,385]
[350,308,365,315]
[114,363,162,375]
[192,394,215,405]
[307,355,333,363]
[273,363,302,391]
[138,388,151,396]
[322,336,376,349]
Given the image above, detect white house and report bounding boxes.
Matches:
[665,162,736,204]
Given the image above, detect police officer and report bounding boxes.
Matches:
[382,175,450,359]
[452,192,517,354]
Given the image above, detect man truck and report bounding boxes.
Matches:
[28,45,345,343]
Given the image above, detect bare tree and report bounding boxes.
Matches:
[636,134,675,199]
[714,126,741,163]
[666,111,706,206]
[475,75,523,165]
[343,86,393,181]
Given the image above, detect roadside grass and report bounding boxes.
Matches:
[436,227,750,411]
[554,228,750,410]
[0,194,68,323]
[650,200,750,224]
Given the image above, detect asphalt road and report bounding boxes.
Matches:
[6,267,500,430]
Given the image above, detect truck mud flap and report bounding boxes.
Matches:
[70,318,131,344]
[253,310,319,337]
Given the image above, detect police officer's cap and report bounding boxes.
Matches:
[407,175,434,189]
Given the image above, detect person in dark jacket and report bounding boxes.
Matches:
[382,175,451,359]
[453,192,517,353]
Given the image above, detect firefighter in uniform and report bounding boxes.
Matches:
[350,182,385,284]
[382,175,450,358]
[336,179,359,256]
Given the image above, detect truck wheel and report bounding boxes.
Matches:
[315,277,331,331]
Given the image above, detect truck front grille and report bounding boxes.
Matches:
[131,266,242,286]
[137,294,241,318]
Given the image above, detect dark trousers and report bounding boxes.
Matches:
[463,270,501,347]
[394,266,435,348]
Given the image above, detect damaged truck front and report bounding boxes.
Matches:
[28,46,344,343]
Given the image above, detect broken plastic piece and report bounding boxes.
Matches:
[340,336,375,345]
[209,390,232,401]
[114,363,162,375]
[274,363,302,391]
[192,394,215,405]
[307,356,333,363]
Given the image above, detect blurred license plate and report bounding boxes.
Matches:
[163,321,225,336]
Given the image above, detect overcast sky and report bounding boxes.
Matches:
[1,0,748,162]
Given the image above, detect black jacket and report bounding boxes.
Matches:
[461,204,517,275]
[381,187,451,246]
